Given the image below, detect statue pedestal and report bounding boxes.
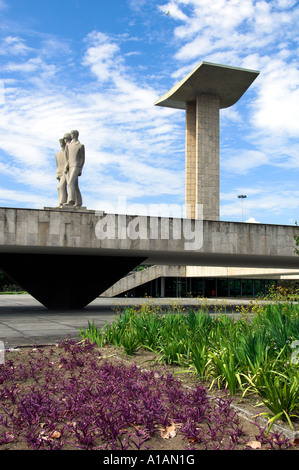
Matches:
[43,206,101,213]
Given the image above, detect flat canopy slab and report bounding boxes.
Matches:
[154,61,260,110]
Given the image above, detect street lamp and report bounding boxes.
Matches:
[238,195,247,222]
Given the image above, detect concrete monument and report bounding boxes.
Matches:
[55,137,68,207]
[155,62,260,220]
[63,129,85,208]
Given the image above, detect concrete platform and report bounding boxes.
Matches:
[1,207,299,310]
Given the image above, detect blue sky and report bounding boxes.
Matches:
[0,0,298,225]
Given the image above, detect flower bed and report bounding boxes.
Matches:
[79,302,299,433]
[0,339,295,451]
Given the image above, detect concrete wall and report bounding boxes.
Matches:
[0,207,298,269]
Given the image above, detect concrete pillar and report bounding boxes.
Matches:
[196,94,220,221]
[186,95,219,220]
[155,62,259,221]
[185,102,197,218]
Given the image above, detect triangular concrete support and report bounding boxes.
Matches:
[0,253,145,309]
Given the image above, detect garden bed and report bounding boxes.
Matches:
[0,339,297,451]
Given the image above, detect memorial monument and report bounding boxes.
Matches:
[155,62,260,220]
[55,129,85,209]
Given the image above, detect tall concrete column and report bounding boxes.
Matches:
[185,102,196,218]
[185,95,219,220]
[196,94,220,220]
[155,61,259,220]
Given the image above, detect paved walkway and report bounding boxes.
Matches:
[0,294,253,349]
[0,294,117,348]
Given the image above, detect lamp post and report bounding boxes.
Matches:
[238,195,247,222]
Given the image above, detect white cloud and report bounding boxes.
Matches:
[252,60,299,137]
[221,150,269,175]
[40,37,72,58]
[82,31,122,82]
[177,6,292,66]
[0,36,32,55]
[1,56,57,76]
[157,0,299,186]
[221,187,299,223]
[158,2,189,21]
[128,0,148,12]
[0,187,55,208]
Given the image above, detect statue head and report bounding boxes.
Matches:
[59,138,65,148]
[70,129,79,140]
[63,132,72,144]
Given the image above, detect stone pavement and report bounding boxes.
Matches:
[0,294,119,349]
[0,294,252,349]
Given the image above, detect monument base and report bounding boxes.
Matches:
[43,206,103,214]
[0,252,145,309]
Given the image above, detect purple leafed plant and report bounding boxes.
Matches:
[0,338,292,450]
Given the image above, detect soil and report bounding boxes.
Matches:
[0,342,298,454]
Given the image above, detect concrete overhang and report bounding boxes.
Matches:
[154,61,260,110]
[0,208,299,269]
[1,244,299,269]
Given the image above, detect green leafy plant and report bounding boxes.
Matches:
[157,338,189,365]
[209,346,243,396]
[190,341,211,379]
[119,328,141,355]
[245,366,299,432]
[79,320,106,347]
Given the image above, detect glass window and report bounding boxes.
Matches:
[165,277,177,297]
[177,278,188,297]
[229,279,241,297]
[190,278,204,297]
[254,279,264,297]
[205,279,217,297]
[218,279,229,297]
[242,279,254,297]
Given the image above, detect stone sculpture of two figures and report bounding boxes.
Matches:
[55,130,85,208]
